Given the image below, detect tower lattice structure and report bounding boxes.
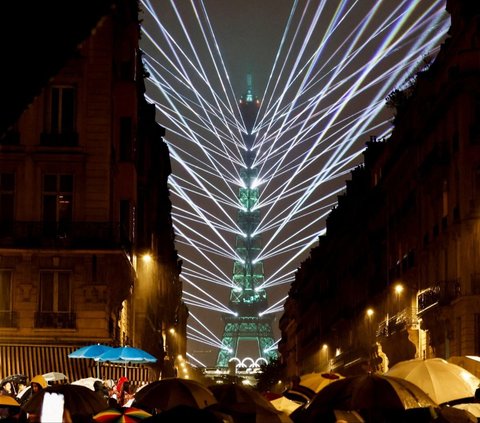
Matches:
[216,76,277,368]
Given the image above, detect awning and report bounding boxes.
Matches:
[0,344,154,385]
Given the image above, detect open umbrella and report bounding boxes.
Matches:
[291,373,438,423]
[270,396,303,415]
[386,358,480,405]
[0,374,27,395]
[96,346,157,377]
[93,406,152,423]
[142,404,225,422]
[22,383,108,419]
[42,372,68,384]
[209,383,292,423]
[133,378,217,412]
[72,377,103,391]
[0,394,21,421]
[69,344,115,378]
[0,395,20,407]
[283,384,315,403]
[299,372,344,393]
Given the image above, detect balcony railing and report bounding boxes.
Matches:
[34,312,76,329]
[0,221,131,251]
[417,278,461,314]
[377,307,417,338]
[0,311,17,328]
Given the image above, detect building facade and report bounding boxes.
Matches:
[279,0,480,379]
[0,0,187,384]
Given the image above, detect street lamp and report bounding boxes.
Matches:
[394,283,404,296]
[322,343,329,371]
[394,283,404,313]
[365,308,375,372]
[366,308,375,344]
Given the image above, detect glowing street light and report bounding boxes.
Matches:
[366,308,375,347]
[321,343,330,371]
[394,283,404,312]
[142,253,152,263]
[394,283,404,296]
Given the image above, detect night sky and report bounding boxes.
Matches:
[139,0,449,367]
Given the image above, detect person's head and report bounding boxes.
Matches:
[4,382,12,394]
[116,377,129,393]
[30,375,47,393]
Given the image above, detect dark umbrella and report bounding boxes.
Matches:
[143,405,223,422]
[209,383,292,423]
[22,383,108,420]
[291,373,439,423]
[133,378,217,412]
[93,406,152,422]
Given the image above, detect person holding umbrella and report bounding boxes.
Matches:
[18,375,47,407]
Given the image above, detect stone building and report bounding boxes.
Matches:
[279,0,480,379]
[0,0,187,383]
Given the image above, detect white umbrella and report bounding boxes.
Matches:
[43,372,68,384]
[453,403,480,418]
[71,377,103,391]
[386,358,480,404]
[270,396,303,415]
[299,372,344,393]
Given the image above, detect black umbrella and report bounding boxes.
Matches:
[143,405,223,422]
[291,373,439,423]
[133,378,217,412]
[22,384,108,419]
[209,383,292,423]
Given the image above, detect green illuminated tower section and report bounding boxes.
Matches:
[216,75,278,368]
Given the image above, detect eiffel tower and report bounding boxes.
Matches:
[216,75,277,368]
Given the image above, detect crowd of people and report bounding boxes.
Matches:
[0,374,139,422]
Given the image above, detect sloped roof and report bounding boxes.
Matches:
[0,0,114,136]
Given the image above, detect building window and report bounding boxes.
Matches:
[0,173,14,223]
[43,174,73,236]
[50,86,75,133]
[39,271,71,312]
[36,270,74,328]
[41,86,78,146]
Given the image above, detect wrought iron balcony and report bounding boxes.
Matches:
[417,278,461,314]
[34,312,76,329]
[377,307,417,338]
[0,221,131,251]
